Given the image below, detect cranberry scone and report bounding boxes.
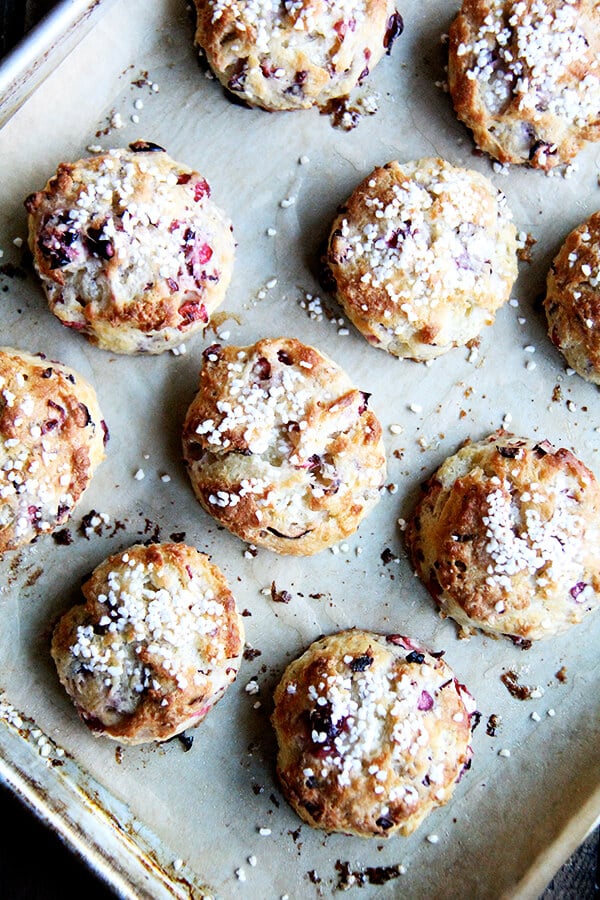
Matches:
[51,542,244,744]
[25,143,235,354]
[544,211,600,383]
[193,0,403,111]
[0,346,107,552]
[327,158,518,360]
[448,0,600,170]
[272,629,477,837]
[182,337,386,554]
[405,431,600,641]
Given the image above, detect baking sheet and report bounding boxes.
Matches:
[0,0,600,897]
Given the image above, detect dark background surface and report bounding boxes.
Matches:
[0,1,598,897]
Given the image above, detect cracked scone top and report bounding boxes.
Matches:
[0,346,107,553]
[448,0,600,170]
[272,629,477,838]
[544,211,600,383]
[182,337,386,555]
[25,143,235,354]
[193,0,403,111]
[405,432,600,642]
[327,158,518,360]
[51,542,245,744]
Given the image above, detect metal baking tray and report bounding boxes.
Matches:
[1,0,599,897]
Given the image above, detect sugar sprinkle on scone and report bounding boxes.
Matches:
[25,143,235,354]
[0,346,107,553]
[544,211,600,383]
[405,431,600,642]
[448,0,600,170]
[327,158,518,360]
[193,0,403,112]
[182,337,386,555]
[272,629,477,838]
[51,542,244,744]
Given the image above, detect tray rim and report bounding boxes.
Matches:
[0,0,117,129]
[0,2,598,898]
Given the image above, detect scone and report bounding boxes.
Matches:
[405,431,600,642]
[25,143,235,354]
[272,629,477,838]
[544,211,600,383]
[326,158,518,360]
[448,0,600,170]
[0,346,107,553]
[51,542,244,744]
[182,337,386,555]
[193,0,403,111]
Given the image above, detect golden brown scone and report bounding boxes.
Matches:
[544,211,600,383]
[405,431,600,642]
[0,346,107,553]
[193,0,403,111]
[182,337,386,555]
[51,543,244,744]
[448,0,600,170]
[272,629,477,838]
[326,158,518,360]
[25,143,234,354]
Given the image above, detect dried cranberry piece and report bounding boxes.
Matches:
[38,212,79,269]
[129,140,165,153]
[86,225,114,261]
[570,582,588,601]
[417,690,434,711]
[375,815,395,831]
[177,173,192,185]
[277,349,294,365]
[309,702,345,746]
[358,391,370,414]
[166,277,179,293]
[178,300,208,329]
[384,12,404,53]
[101,420,110,445]
[41,367,53,378]
[203,343,222,361]
[528,140,557,163]
[253,357,272,380]
[349,654,373,672]
[497,444,521,459]
[387,220,412,248]
[228,60,248,92]
[193,179,211,201]
[28,505,41,523]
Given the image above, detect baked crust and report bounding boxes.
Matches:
[272,629,476,838]
[327,158,518,360]
[0,346,107,552]
[182,337,386,555]
[544,211,600,383]
[51,542,244,744]
[193,0,402,111]
[405,431,600,641]
[448,0,600,169]
[25,144,234,354]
